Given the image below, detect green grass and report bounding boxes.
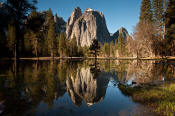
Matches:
[118,83,175,116]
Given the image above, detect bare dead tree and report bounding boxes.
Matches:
[133,22,158,58]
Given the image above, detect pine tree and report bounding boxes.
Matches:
[110,41,114,57]
[114,39,118,50]
[117,34,123,56]
[77,46,84,57]
[59,33,66,57]
[163,0,168,38]
[104,42,110,57]
[152,0,163,23]
[117,33,127,56]
[70,35,78,57]
[25,10,43,57]
[113,39,118,57]
[24,31,32,55]
[122,40,127,56]
[140,0,153,23]
[134,0,156,58]
[165,0,175,56]
[7,20,16,58]
[47,9,57,58]
[31,31,39,57]
[89,39,100,59]
[4,0,37,59]
[152,0,168,57]
[152,0,164,38]
[0,33,4,57]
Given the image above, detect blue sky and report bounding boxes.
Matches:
[37,0,142,34]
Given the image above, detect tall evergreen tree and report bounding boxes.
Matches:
[0,32,4,57]
[89,39,100,59]
[117,33,127,56]
[140,0,153,23]
[70,35,78,57]
[114,39,118,50]
[152,0,164,38]
[25,10,44,57]
[110,41,114,57]
[47,9,57,58]
[133,0,156,58]
[152,0,168,56]
[7,19,16,58]
[163,0,168,38]
[58,33,66,57]
[104,42,110,57]
[165,0,175,55]
[117,34,122,55]
[3,0,37,59]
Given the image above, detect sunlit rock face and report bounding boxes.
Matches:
[66,67,109,106]
[66,7,82,42]
[66,7,110,46]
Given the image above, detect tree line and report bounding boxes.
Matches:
[91,0,175,59]
[0,0,85,59]
[0,0,127,59]
[132,0,175,58]
[0,0,175,59]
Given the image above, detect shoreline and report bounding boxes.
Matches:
[0,56,175,61]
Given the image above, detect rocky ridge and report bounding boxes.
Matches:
[66,7,110,46]
[66,7,132,46]
[110,27,131,42]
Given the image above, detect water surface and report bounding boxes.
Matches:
[0,60,174,116]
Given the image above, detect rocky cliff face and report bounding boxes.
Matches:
[66,7,110,46]
[66,7,82,41]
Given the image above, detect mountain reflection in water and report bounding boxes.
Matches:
[0,60,174,116]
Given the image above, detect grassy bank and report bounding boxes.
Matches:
[119,82,175,116]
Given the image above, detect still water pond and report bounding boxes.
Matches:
[0,60,175,116]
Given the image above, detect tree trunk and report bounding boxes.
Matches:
[35,37,38,58]
[14,43,17,60]
[51,50,54,60]
[137,50,139,60]
[16,24,20,60]
[163,0,166,40]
